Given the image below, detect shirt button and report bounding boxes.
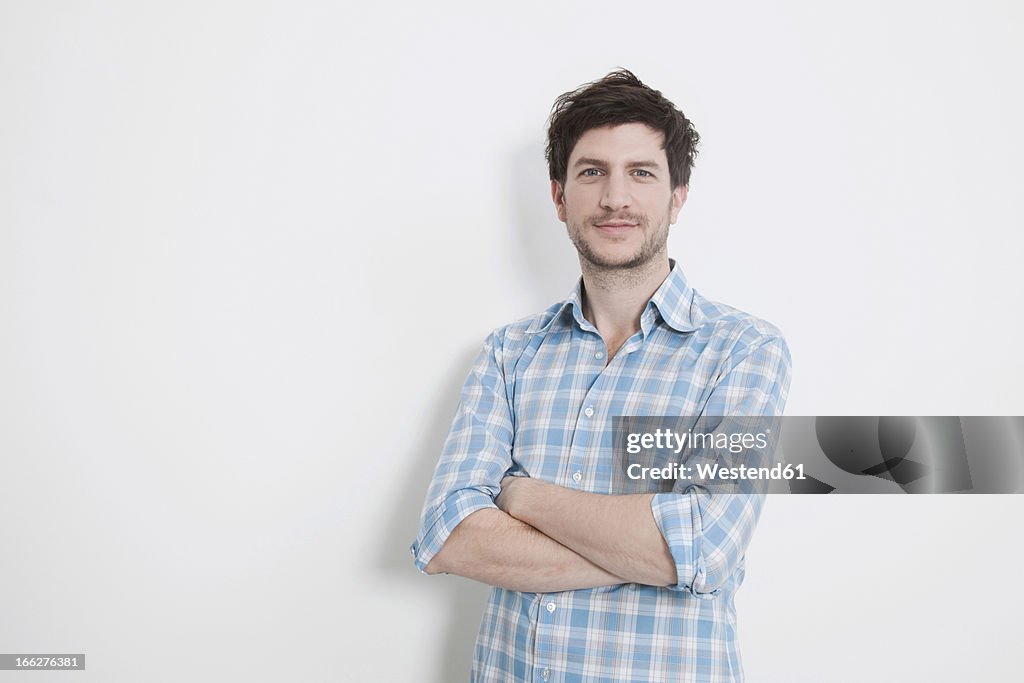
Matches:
[595,351,604,359]
[542,668,550,681]
[584,406,594,418]
[572,471,582,482]
[546,601,556,613]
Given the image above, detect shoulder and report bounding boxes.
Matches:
[486,300,566,346]
[474,300,569,376]
[691,290,791,366]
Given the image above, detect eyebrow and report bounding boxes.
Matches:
[573,157,663,170]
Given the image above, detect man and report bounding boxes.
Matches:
[411,69,791,682]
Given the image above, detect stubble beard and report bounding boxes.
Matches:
[567,203,672,274]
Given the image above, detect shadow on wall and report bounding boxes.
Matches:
[375,140,574,681]
[374,342,489,682]
[506,141,580,308]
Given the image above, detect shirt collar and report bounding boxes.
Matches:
[648,258,701,333]
[526,259,701,335]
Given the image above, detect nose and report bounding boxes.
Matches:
[600,173,632,212]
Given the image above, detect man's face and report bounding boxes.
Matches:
[552,123,686,271]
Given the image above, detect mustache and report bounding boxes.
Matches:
[589,213,647,226]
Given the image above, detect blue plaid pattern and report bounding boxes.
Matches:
[413,261,792,682]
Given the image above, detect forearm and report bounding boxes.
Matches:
[425,508,627,592]
[500,479,676,587]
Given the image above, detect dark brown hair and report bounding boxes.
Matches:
[545,69,700,190]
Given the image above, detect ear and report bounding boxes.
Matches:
[669,184,688,224]
[551,179,567,223]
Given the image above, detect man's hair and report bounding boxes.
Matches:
[545,69,701,190]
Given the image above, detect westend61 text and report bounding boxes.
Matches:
[627,462,806,481]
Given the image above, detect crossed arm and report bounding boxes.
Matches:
[424,478,676,591]
[414,331,791,595]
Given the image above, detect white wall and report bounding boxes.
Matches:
[2,1,1022,681]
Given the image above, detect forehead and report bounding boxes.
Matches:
[568,123,667,164]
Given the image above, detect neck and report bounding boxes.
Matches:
[579,253,671,340]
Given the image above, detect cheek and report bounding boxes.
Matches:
[565,187,599,214]
[559,197,579,222]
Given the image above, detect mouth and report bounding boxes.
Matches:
[594,222,638,235]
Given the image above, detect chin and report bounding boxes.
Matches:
[587,252,647,270]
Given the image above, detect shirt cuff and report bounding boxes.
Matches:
[410,488,497,573]
[650,491,721,599]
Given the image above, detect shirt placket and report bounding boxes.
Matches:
[532,325,649,682]
[532,594,562,683]
[565,332,609,490]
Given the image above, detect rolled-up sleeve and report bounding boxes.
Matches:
[410,331,515,573]
[650,335,792,597]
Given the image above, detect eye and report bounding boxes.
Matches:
[581,168,602,177]
[633,169,653,177]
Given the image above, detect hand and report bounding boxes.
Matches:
[495,475,527,516]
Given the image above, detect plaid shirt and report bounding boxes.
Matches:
[412,261,792,682]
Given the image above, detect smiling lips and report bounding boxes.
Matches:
[594,221,638,234]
